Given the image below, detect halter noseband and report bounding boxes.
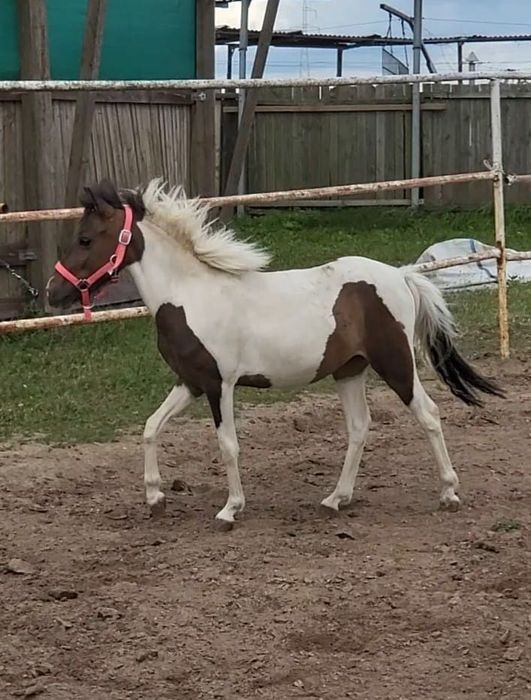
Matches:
[54,205,133,321]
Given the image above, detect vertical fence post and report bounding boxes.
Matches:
[490,79,510,359]
[17,0,57,303]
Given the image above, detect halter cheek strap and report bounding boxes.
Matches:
[54,205,133,321]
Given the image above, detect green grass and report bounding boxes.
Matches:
[491,518,521,533]
[1,206,530,444]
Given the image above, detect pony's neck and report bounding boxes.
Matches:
[128,221,204,313]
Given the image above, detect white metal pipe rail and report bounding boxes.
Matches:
[0,70,530,92]
[1,70,530,351]
[1,249,530,335]
[0,170,496,225]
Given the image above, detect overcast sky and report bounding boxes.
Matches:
[214,0,531,78]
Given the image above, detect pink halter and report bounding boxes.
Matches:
[54,205,133,321]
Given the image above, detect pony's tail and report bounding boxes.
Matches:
[403,269,505,407]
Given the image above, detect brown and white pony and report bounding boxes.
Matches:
[47,179,503,528]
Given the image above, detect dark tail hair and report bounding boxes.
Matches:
[428,329,505,407]
[403,270,505,407]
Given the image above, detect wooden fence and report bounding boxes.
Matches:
[221,83,531,207]
[0,92,192,319]
[3,81,531,320]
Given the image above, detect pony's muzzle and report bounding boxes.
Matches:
[45,273,77,311]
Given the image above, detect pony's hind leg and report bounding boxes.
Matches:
[408,374,460,510]
[363,304,460,511]
[321,370,370,512]
[143,384,194,515]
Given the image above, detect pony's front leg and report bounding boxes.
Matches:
[143,384,194,515]
[209,382,245,529]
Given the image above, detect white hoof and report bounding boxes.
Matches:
[439,491,461,512]
[320,493,351,512]
[215,498,245,527]
[214,516,235,532]
[147,490,166,517]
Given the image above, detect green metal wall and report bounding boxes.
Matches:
[0,0,196,80]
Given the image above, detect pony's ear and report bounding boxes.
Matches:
[80,180,122,218]
[80,186,98,212]
[120,186,146,221]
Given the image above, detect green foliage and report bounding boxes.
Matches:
[491,518,521,533]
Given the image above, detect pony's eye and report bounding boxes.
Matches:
[79,237,91,248]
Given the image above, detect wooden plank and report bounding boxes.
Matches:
[221,0,281,216]
[118,103,138,185]
[17,0,57,300]
[375,110,386,199]
[327,108,339,187]
[63,0,106,198]
[0,99,27,316]
[292,86,321,105]
[222,103,446,113]
[255,87,294,105]
[191,0,216,197]
[0,296,28,320]
[0,91,194,105]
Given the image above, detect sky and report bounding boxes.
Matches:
[214,0,531,78]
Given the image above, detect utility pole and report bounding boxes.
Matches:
[237,0,250,216]
[380,1,431,208]
[411,0,422,207]
[457,41,464,71]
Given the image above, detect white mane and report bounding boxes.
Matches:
[140,179,272,274]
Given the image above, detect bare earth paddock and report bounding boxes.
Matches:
[0,358,530,700]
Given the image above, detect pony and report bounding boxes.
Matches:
[47,179,504,528]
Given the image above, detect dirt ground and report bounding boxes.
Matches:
[0,359,530,700]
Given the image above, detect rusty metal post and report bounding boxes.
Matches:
[490,79,510,359]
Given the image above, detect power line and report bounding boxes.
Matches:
[424,17,531,27]
[313,20,388,31]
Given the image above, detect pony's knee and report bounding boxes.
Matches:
[411,389,441,430]
[349,419,370,444]
[143,418,158,444]
[217,429,239,463]
[359,413,371,437]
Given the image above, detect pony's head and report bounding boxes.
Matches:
[46,179,145,312]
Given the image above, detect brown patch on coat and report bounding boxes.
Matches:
[155,303,223,427]
[315,281,414,404]
[155,305,273,425]
[237,374,272,389]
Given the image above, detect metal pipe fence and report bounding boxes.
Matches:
[1,71,530,357]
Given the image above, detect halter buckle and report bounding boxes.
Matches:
[119,229,132,245]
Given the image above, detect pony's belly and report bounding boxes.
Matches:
[241,345,327,389]
[265,363,320,388]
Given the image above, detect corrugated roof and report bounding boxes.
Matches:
[215,26,531,47]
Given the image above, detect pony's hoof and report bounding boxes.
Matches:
[319,501,340,517]
[214,517,234,532]
[320,494,351,515]
[149,494,166,518]
[439,494,461,512]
